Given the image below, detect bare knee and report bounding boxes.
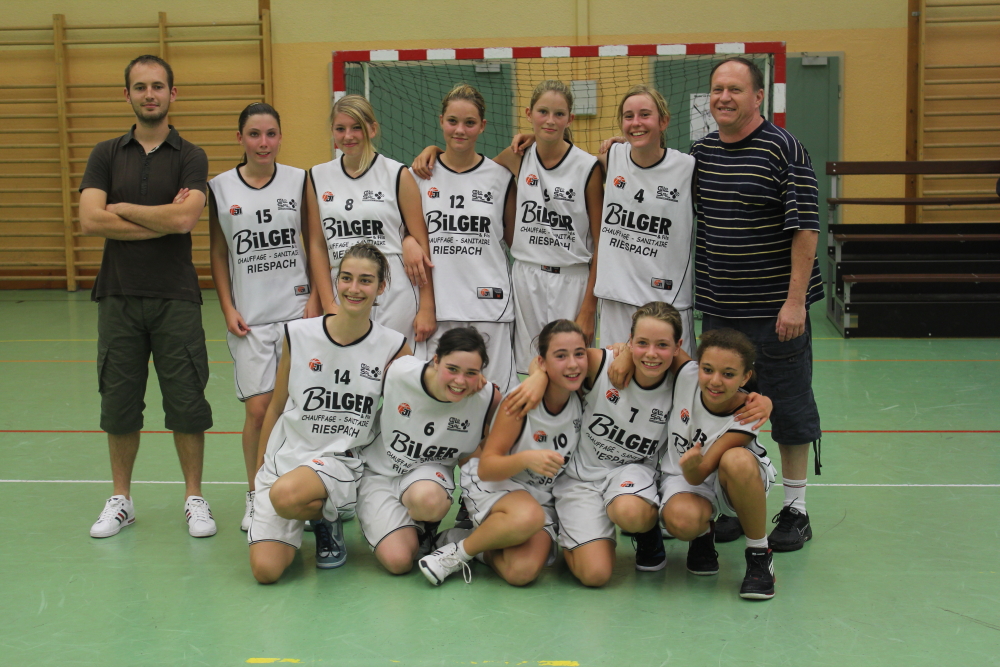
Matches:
[268,479,299,517]
[575,562,612,588]
[719,448,757,485]
[378,551,414,575]
[246,402,268,431]
[402,482,451,522]
[250,555,286,584]
[662,514,703,541]
[501,558,544,587]
[506,503,546,541]
[609,497,656,534]
[662,502,710,541]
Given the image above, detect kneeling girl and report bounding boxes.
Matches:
[356,327,501,575]
[247,244,410,584]
[660,327,777,600]
[421,319,587,586]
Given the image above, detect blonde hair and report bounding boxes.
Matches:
[330,94,380,174]
[528,79,574,144]
[630,301,682,343]
[441,83,487,120]
[616,85,671,149]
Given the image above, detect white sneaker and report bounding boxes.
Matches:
[418,542,472,586]
[184,496,217,537]
[241,490,255,532]
[90,495,135,538]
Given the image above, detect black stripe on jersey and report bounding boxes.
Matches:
[438,153,486,175]
[542,391,575,417]
[321,315,374,347]
[536,143,572,171]
[477,383,501,438]
[628,146,668,171]
[284,322,292,356]
[583,161,601,219]
[308,167,318,198]
[341,152,380,180]
[583,349,608,392]
[391,337,408,362]
[236,162,278,190]
[502,175,515,234]
[633,365,669,392]
[419,359,449,404]
[393,164,406,241]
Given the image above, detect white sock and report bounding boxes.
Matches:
[746,535,768,550]
[697,526,710,538]
[782,477,807,513]
[455,539,474,562]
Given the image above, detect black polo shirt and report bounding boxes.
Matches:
[80,125,208,303]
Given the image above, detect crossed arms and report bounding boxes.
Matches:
[79,187,206,241]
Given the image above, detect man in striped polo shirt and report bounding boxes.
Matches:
[691,57,824,553]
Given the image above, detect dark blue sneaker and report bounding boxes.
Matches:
[315,517,347,569]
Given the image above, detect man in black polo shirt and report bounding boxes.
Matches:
[79,55,216,539]
[691,57,824,554]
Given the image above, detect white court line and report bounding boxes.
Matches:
[0,479,243,484]
[812,483,1000,487]
[0,480,997,487]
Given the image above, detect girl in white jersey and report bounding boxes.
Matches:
[247,244,410,584]
[408,84,519,393]
[356,327,501,576]
[660,328,776,599]
[594,86,696,356]
[419,319,587,587]
[209,103,321,531]
[306,95,436,344]
[413,81,603,373]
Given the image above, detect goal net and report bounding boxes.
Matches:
[330,43,785,164]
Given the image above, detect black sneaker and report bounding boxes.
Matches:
[686,523,719,575]
[632,526,666,571]
[768,506,812,552]
[454,503,473,530]
[739,547,775,599]
[714,513,744,543]
[416,520,441,559]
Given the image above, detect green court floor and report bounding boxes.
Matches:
[1,290,998,667]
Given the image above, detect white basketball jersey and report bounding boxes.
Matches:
[261,316,407,477]
[507,391,583,490]
[661,360,770,477]
[361,355,494,477]
[210,164,310,326]
[510,144,598,267]
[594,143,695,308]
[412,156,514,322]
[567,349,674,481]
[310,153,406,271]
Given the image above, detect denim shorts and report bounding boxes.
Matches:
[97,295,213,435]
[701,312,821,446]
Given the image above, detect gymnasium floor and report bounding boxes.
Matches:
[1,289,997,667]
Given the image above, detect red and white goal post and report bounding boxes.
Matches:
[330,42,785,162]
